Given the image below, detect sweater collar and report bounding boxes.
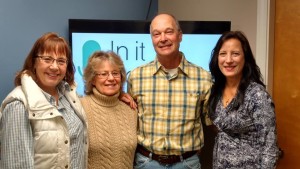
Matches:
[90,87,120,107]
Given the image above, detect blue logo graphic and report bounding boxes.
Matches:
[78,40,101,76]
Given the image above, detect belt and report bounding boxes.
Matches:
[136,145,198,164]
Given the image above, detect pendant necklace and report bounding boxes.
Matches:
[225,99,230,106]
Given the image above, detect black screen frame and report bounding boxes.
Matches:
[68,19,231,45]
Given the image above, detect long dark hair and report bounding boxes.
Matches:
[208,31,265,113]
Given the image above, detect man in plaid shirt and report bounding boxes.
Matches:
[128,13,212,169]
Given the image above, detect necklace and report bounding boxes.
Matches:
[223,83,238,107]
[225,99,230,106]
[223,97,231,106]
[223,94,235,107]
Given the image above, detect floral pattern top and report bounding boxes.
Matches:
[210,82,279,169]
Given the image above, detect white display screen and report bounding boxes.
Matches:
[69,20,230,95]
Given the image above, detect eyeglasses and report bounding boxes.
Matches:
[95,71,121,79]
[38,56,68,66]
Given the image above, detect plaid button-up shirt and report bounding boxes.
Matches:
[128,53,212,155]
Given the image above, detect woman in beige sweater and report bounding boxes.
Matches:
[80,51,137,169]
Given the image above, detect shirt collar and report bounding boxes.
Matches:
[58,81,71,93]
[152,52,189,76]
[41,81,71,104]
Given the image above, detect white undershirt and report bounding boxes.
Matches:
[165,68,178,77]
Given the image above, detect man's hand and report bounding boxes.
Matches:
[120,92,137,109]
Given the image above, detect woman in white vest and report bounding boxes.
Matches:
[0,32,88,169]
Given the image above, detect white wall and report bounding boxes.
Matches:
[159,0,257,53]
[158,0,274,93]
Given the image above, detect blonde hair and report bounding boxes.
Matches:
[83,51,126,95]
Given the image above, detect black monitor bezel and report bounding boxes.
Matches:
[68,19,231,45]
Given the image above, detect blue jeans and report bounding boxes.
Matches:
[134,152,201,169]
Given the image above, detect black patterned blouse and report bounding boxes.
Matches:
[210,82,279,169]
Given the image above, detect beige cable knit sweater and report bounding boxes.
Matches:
[80,88,137,169]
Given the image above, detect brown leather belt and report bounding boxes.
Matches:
[136,144,198,164]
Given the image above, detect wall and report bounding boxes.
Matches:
[0,0,158,102]
[158,0,279,88]
[159,0,276,94]
[159,0,257,56]
[159,1,278,94]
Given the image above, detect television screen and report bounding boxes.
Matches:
[69,19,230,95]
